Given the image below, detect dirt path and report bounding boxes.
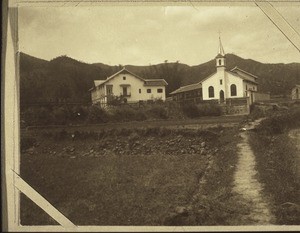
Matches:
[288,128,300,176]
[233,118,275,225]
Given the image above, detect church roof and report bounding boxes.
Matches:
[230,67,258,79]
[169,82,202,95]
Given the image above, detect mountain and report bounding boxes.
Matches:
[20,52,300,105]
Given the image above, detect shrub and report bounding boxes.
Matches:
[182,103,199,118]
[198,103,222,116]
[23,107,52,126]
[147,105,169,119]
[51,107,69,125]
[86,105,108,124]
[258,107,300,134]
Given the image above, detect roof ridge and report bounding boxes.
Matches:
[231,66,258,79]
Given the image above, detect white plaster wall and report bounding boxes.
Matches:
[226,72,244,98]
[104,73,166,102]
[91,85,106,104]
[202,71,247,101]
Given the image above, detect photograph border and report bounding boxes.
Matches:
[2,0,300,231]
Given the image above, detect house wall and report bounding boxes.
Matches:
[253,92,271,102]
[91,85,106,104]
[202,71,244,101]
[103,73,166,103]
[243,81,257,97]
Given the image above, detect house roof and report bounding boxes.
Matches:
[144,79,168,86]
[94,80,105,86]
[90,67,167,91]
[169,82,202,95]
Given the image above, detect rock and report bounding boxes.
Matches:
[175,206,189,216]
[90,149,94,153]
[70,156,76,159]
[26,147,34,155]
[200,148,206,155]
[70,147,75,152]
[200,142,206,148]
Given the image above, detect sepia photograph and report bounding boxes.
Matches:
[2,0,300,231]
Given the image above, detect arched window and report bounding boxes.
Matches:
[218,59,221,66]
[231,84,237,96]
[208,86,214,98]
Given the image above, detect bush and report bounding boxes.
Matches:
[182,103,222,118]
[146,105,169,119]
[258,107,300,134]
[23,107,52,126]
[51,107,69,125]
[198,103,222,116]
[182,103,199,118]
[86,105,108,124]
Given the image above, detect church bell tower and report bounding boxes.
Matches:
[216,36,226,71]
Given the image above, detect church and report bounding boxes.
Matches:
[170,38,259,105]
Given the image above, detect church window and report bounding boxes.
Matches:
[220,79,223,85]
[208,86,214,98]
[231,84,237,96]
[218,60,221,66]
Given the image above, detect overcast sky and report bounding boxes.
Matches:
[18,5,300,66]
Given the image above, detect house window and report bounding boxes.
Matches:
[139,89,141,94]
[208,86,214,98]
[231,84,237,96]
[123,76,126,80]
[147,89,151,93]
[246,84,248,90]
[157,88,163,93]
[220,79,223,85]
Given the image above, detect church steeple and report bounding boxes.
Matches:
[216,35,226,69]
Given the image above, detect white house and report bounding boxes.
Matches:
[90,68,168,105]
[291,85,300,100]
[170,37,259,104]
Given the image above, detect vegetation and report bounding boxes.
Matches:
[21,125,246,225]
[20,52,300,106]
[21,101,225,127]
[182,103,222,118]
[249,107,300,224]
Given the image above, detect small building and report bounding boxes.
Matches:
[89,68,168,105]
[291,85,300,100]
[170,37,260,105]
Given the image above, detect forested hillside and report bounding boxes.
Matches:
[20,52,300,105]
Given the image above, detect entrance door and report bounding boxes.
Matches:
[123,86,128,96]
[220,90,225,103]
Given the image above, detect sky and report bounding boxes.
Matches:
[18,4,300,66]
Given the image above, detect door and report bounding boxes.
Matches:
[220,90,225,103]
[123,86,128,96]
